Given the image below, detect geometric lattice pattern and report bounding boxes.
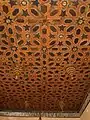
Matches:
[0,0,90,113]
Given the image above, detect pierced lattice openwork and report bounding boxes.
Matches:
[0,0,90,113]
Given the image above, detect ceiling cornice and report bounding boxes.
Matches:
[0,111,80,118]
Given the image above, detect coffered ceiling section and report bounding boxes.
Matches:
[0,0,90,113]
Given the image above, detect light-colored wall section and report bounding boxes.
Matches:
[80,102,90,120]
[42,118,80,120]
[0,117,80,120]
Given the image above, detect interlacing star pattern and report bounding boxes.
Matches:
[0,0,90,112]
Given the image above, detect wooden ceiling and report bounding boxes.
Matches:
[0,0,90,114]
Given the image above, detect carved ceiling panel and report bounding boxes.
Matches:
[0,0,90,113]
